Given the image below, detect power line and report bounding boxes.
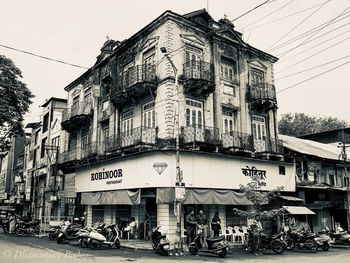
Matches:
[275,54,350,80]
[243,0,296,29]
[277,59,350,93]
[231,0,278,22]
[266,0,330,51]
[277,5,350,58]
[0,43,89,69]
[276,34,350,74]
[245,1,332,30]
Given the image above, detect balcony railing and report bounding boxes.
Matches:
[62,100,92,123]
[122,64,157,90]
[222,131,254,151]
[183,61,214,82]
[81,142,98,159]
[254,138,284,155]
[120,126,156,148]
[248,83,276,103]
[58,149,78,164]
[182,125,220,145]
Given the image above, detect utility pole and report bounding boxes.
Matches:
[338,130,350,231]
[160,47,184,252]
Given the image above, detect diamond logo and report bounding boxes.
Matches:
[153,162,168,175]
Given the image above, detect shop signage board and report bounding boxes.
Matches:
[75,152,295,192]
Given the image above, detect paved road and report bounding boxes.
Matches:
[1,232,350,263]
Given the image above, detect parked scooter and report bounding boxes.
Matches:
[314,233,331,251]
[151,225,170,256]
[15,219,40,237]
[0,218,9,234]
[246,230,286,254]
[56,220,88,244]
[48,225,62,241]
[189,229,229,258]
[285,229,318,253]
[87,224,121,249]
[324,227,350,247]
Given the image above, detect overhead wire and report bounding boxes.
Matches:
[0,43,89,69]
[266,0,331,52]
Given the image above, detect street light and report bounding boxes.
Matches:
[160,47,184,251]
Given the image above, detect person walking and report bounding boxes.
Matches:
[185,210,197,245]
[197,210,208,244]
[211,212,221,238]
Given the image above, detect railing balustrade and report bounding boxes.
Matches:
[182,125,220,145]
[183,61,214,82]
[222,131,254,151]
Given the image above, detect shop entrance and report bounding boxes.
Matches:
[145,198,157,239]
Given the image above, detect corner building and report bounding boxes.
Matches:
[58,9,295,245]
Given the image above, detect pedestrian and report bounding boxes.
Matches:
[211,212,221,238]
[251,214,263,255]
[185,210,197,245]
[197,210,208,244]
[123,217,136,238]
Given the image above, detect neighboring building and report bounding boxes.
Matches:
[24,97,67,221]
[0,135,27,214]
[58,9,295,244]
[281,135,349,233]
[300,127,350,144]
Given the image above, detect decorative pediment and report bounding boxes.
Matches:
[139,36,160,52]
[217,29,244,45]
[249,60,268,71]
[180,34,205,47]
[72,84,83,97]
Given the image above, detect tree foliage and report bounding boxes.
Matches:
[278,113,348,137]
[233,178,284,219]
[0,55,34,154]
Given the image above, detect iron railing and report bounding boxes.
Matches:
[122,64,157,91]
[183,61,214,82]
[62,100,92,123]
[254,138,284,154]
[57,149,78,164]
[81,142,98,159]
[248,83,276,102]
[222,131,254,151]
[120,126,157,148]
[182,125,220,145]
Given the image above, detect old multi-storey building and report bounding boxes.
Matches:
[24,97,67,220]
[58,9,295,244]
[281,134,349,233]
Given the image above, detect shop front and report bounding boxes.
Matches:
[75,151,295,244]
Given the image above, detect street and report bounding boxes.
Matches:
[1,233,350,263]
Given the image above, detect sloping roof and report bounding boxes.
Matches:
[283,206,315,215]
[280,134,340,161]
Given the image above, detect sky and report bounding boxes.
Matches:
[1,0,350,124]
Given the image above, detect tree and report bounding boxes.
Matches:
[278,113,348,137]
[0,55,34,155]
[233,178,284,219]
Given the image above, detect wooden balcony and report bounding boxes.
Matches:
[181,125,220,147]
[111,64,157,108]
[248,83,277,110]
[61,100,93,131]
[182,61,215,98]
[221,131,254,153]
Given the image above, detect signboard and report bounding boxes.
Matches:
[175,186,185,202]
[75,152,295,192]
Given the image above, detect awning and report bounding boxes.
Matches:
[282,206,315,215]
[156,188,268,205]
[64,173,76,198]
[81,189,140,205]
[279,196,303,202]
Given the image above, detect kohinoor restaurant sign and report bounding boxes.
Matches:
[75,152,295,192]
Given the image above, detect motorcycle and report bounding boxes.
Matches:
[314,233,331,251]
[151,225,170,256]
[246,230,286,254]
[15,219,41,237]
[87,224,121,249]
[1,218,9,234]
[56,221,89,244]
[285,229,318,253]
[326,229,350,247]
[48,225,62,241]
[189,229,229,258]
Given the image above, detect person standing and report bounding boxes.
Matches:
[251,214,263,255]
[197,210,208,244]
[185,210,197,245]
[211,212,221,238]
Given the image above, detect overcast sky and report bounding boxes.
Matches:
[1,0,350,124]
